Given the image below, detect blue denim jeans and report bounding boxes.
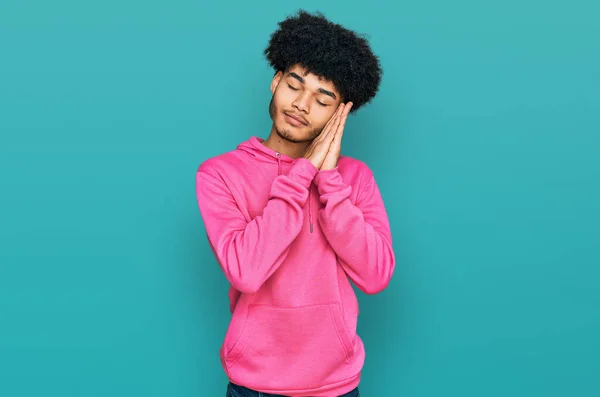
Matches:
[226,381,360,397]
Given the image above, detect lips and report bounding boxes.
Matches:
[284,112,307,125]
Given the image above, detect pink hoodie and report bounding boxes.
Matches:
[195,136,395,397]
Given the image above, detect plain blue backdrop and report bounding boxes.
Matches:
[1,1,599,396]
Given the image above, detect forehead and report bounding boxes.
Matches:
[286,65,339,93]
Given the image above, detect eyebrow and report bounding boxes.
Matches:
[288,72,338,100]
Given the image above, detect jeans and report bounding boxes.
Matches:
[226,381,360,397]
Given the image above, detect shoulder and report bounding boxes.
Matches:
[196,149,244,175]
[333,155,376,198]
[338,155,374,180]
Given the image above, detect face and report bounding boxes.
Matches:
[269,64,342,143]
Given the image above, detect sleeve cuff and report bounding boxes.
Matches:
[287,157,319,188]
[314,167,347,195]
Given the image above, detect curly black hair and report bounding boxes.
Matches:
[264,9,383,113]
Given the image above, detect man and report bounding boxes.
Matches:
[196,9,395,397]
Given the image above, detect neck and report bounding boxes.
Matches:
[262,126,310,159]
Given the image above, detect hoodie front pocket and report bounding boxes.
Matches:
[227,303,355,390]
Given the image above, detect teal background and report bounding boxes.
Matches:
[1,1,599,396]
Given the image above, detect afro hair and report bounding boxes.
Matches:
[264,9,383,113]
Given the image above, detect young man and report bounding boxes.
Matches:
[196,9,395,397]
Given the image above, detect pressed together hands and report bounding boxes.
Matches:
[302,102,353,171]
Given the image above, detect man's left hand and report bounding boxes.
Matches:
[320,102,353,171]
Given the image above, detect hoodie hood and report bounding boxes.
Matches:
[237,136,297,165]
[237,136,315,233]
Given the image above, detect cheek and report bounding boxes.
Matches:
[274,84,293,103]
[317,109,336,127]
[271,91,286,112]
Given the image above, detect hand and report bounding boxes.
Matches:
[302,103,346,169]
[320,102,352,171]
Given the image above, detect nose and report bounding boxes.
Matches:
[292,92,310,113]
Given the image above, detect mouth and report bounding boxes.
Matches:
[284,112,307,127]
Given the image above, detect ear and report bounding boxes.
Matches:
[270,71,283,95]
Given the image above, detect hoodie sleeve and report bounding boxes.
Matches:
[196,158,318,294]
[314,167,395,294]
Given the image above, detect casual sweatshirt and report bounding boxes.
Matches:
[195,136,395,397]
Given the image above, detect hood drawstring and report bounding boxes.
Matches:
[276,151,313,234]
[309,185,313,233]
[276,152,281,176]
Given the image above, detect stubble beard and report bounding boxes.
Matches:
[269,96,320,143]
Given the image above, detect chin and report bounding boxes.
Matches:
[273,116,300,140]
[275,127,304,143]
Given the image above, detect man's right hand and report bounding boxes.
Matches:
[302,103,345,169]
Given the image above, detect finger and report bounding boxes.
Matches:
[329,102,344,123]
[326,110,344,144]
[328,122,346,159]
[335,102,352,139]
[318,103,344,141]
[319,104,342,134]
[327,104,351,157]
[332,103,349,136]
[333,105,350,143]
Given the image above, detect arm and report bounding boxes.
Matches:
[196,158,318,293]
[314,168,395,294]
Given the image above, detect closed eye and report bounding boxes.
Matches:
[288,84,329,108]
[287,84,329,107]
